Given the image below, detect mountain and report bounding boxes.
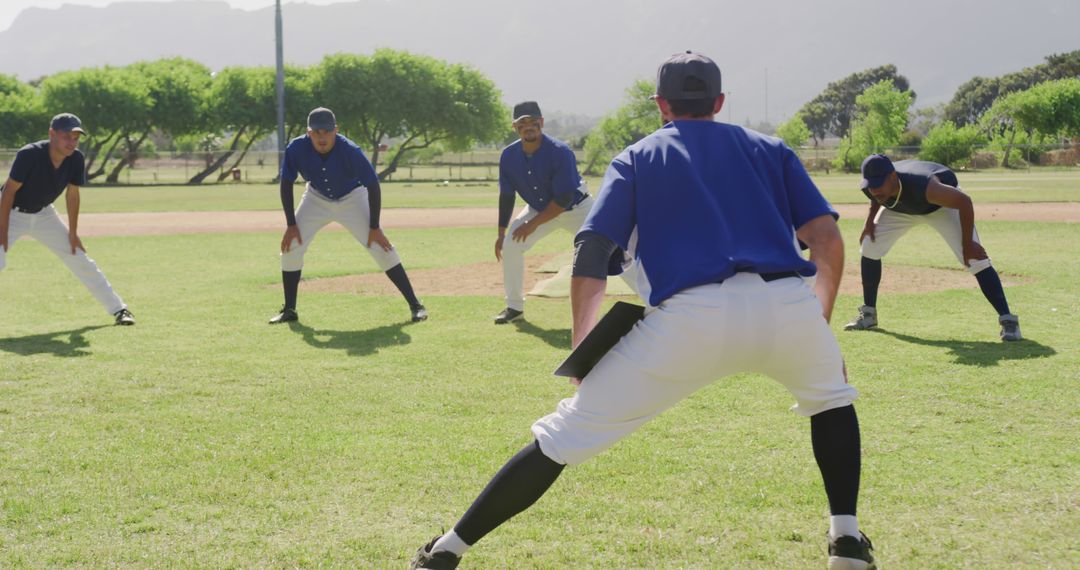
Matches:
[1,0,1077,123]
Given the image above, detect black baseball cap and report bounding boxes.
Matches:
[50,113,86,135]
[307,107,336,131]
[655,51,722,100]
[860,154,895,190]
[512,101,542,122]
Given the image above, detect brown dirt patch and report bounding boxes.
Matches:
[300,255,1028,298]
[77,202,1080,237]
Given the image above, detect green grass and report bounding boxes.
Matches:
[1,220,1078,568]
[55,168,1080,214]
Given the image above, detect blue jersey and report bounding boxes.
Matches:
[581,121,834,306]
[499,134,585,211]
[281,134,378,200]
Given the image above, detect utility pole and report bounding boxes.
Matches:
[274,0,287,170]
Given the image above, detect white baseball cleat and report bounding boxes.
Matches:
[843,305,877,331]
[999,314,1022,341]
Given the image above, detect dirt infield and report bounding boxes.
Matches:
[76,202,1080,237]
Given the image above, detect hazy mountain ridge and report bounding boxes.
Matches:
[1,0,1077,122]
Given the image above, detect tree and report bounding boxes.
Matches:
[980,78,1080,167]
[581,79,662,175]
[775,113,811,148]
[313,49,504,179]
[39,66,151,181]
[945,49,1080,126]
[798,65,913,143]
[834,81,913,171]
[918,121,987,166]
[0,74,46,148]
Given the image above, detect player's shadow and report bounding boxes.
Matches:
[0,325,109,358]
[513,320,571,350]
[286,321,412,357]
[868,328,1055,367]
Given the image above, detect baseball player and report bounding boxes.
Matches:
[491,101,595,325]
[410,52,875,570]
[268,107,427,324]
[0,113,135,326]
[844,154,1021,341]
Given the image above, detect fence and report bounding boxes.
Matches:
[0,143,1076,186]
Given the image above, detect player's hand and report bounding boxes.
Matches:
[570,377,582,386]
[511,220,536,243]
[0,228,8,252]
[69,233,84,254]
[859,222,876,244]
[494,235,504,262]
[962,240,987,267]
[367,228,392,252]
[281,225,302,253]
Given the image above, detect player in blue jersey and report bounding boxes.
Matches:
[491,101,595,324]
[1,113,135,325]
[410,52,875,570]
[268,108,427,324]
[844,154,1020,341]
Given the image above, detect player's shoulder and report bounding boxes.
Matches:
[16,140,48,156]
[335,133,364,152]
[285,135,310,152]
[500,139,522,158]
[542,134,573,152]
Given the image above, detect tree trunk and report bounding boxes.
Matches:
[1002,127,1018,169]
[215,132,264,182]
[187,127,246,184]
[376,134,433,181]
[105,131,150,184]
[87,134,124,181]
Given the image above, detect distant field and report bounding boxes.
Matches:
[56,168,1080,214]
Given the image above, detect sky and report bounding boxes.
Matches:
[0,0,324,32]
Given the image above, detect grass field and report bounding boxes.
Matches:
[54,168,1080,214]
[2,172,1078,568]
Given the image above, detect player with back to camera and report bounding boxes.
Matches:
[269,107,427,324]
[0,113,135,326]
[408,51,876,570]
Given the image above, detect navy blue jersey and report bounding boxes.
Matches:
[862,160,957,215]
[581,121,834,306]
[281,134,378,200]
[7,141,86,210]
[499,134,584,212]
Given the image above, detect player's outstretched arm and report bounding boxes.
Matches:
[925,179,985,265]
[797,213,844,322]
[64,184,85,254]
[279,178,302,253]
[511,201,567,242]
[0,178,22,251]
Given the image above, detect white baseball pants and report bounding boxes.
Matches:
[281,184,402,272]
[501,195,595,311]
[861,206,992,274]
[532,273,858,466]
[0,205,126,315]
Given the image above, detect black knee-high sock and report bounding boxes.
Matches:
[282,270,301,309]
[974,266,1011,316]
[861,257,881,307]
[453,440,566,545]
[385,263,421,307]
[811,405,861,516]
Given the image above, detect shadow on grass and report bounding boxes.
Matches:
[0,325,109,358]
[513,320,571,350]
[868,328,1056,367]
[286,320,412,357]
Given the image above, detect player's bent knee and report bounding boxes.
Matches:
[967,257,992,274]
[281,251,305,272]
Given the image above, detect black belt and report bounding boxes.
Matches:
[569,193,590,209]
[760,271,800,282]
[12,205,44,214]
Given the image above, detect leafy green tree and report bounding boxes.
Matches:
[313,49,504,179]
[979,78,1080,167]
[775,113,811,148]
[918,121,987,166]
[799,65,913,143]
[581,79,662,175]
[945,49,1080,126]
[0,74,46,148]
[834,81,913,171]
[39,66,150,181]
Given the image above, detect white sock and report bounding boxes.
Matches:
[432,530,470,557]
[830,515,859,540]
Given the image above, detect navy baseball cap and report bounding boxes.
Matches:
[307,107,336,131]
[50,113,86,135]
[655,51,722,100]
[860,154,895,190]
[512,101,542,122]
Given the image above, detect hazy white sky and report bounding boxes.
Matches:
[0,0,342,32]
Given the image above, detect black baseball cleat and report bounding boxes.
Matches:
[113,308,136,326]
[268,307,298,324]
[411,303,429,322]
[828,531,877,570]
[409,536,461,570]
[493,307,523,325]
